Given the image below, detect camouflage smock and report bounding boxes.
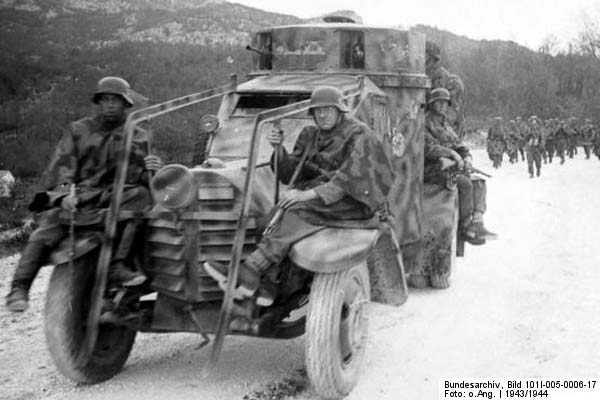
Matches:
[32,114,151,211]
[423,110,470,183]
[273,116,394,225]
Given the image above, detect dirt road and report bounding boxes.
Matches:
[1,150,599,400]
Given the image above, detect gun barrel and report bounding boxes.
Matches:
[469,166,492,178]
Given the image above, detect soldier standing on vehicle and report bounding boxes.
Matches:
[486,117,506,168]
[426,41,465,138]
[204,86,394,306]
[5,76,163,312]
[525,116,543,178]
[424,88,496,245]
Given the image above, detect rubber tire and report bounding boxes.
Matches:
[429,198,459,289]
[305,262,370,399]
[44,251,137,383]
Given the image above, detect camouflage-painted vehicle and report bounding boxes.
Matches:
[44,16,460,399]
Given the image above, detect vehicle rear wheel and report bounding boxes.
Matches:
[44,251,136,383]
[305,262,370,399]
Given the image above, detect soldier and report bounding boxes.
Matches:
[566,117,578,159]
[515,116,527,161]
[541,119,555,164]
[593,123,600,160]
[487,117,506,168]
[426,41,465,138]
[554,119,568,165]
[424,88,496,245]
[581,118,595,159]
[506,119,520,163]
[5,77,162,312]
[204,86,394,306]
[525,116,544,177]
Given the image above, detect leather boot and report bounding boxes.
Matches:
[6,241,48,312]
[109,261,147,287]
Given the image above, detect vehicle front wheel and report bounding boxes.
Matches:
[305,262,370,399]
[44,251,137,383]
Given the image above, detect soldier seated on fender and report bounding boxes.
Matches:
[424,88,496,245]
[204,86,395,307]
[5,76,163,313]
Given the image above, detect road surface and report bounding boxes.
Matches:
[1,149,599,400]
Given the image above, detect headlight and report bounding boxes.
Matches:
[151,164,195,210]
[200,114,219,133]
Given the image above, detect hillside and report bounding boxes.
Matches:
[1,1,599,183]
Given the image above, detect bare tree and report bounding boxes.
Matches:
[575,9,600,61]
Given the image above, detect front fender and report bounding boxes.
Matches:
[289,228,381,273]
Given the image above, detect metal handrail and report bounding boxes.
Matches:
[78,77,237,365]
[208,75,365,366]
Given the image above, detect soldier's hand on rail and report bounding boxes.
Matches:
[439,157,456,171]
[144,155,163,171]
[278,189,318,209]
[267,129,284,148]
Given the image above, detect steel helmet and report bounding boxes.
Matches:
[308,86,349,114]
[428,87,451,105]
[92,76,134,107]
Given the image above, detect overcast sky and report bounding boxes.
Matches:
[233,0,598,50]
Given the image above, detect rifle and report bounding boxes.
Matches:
[262,133,315,236]
[440,158,491,190]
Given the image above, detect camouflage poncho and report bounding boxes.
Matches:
[32,114,151,211]
[274,116,394,224]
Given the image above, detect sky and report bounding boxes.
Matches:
[232,0,599,50]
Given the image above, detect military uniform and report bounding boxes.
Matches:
[248,116,393,270]
[525,118,544,177]
[506,121,520,163]
[204,86,394,305]
[566,119,578,159]
[11,115,152,288]
[486,119,506,168]
[6,77,153,312]
[426,41,465,138]
[516,118,527,161]
[554,122,568,164]
[581,120,595,159]
[424,108,488,241]
[593,125,600,160]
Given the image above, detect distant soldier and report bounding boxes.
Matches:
[486,117,506,168]
[554,119,568,165]
[525,116,543,178]
[506,119,520,163]
[593,123,600,160]
[581,118,595,160]
[423,88,496,245]
[426,41,465,138]
[541,119,555,164]
[515,116,527,161]
[566,117,578,159]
